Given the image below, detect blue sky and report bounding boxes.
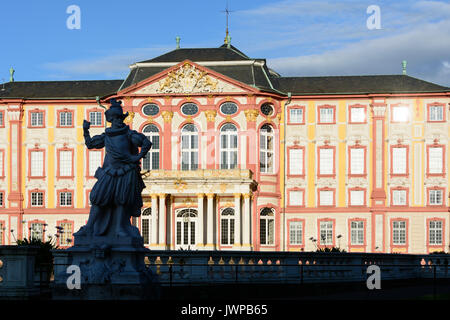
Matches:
[1,0,449,86]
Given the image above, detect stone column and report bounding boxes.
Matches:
[158,193,166,248]
[242,193,252,250]
[151,194,158,245]
[233,193,242,247]
[205,193,215,249]
[196,193,204,247]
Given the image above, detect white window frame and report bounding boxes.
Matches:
[59,222,73,246]
[429,220,443,245]
[30,112,44,127]
[289,221,303,245]
[319,221,333,245]
[59,111,73,127]
[319,190,334,206]
[260,208,275,245]
[319,148,334,176]
[349,147,365,175]
[392,189,407,206]
[350,106,365,123]
[30,151,44,177]
[30,222,44,241]
[428,147,443,174]
[31,192,44,207]
[59,192,72,207]
[392,220,407,245]
[142,125,160,171]
[392,106,409,122]
[429,105,444,122]
[319,107,334,123]
[289,108,304,124]
[289,190,304,206]
[289,148,303,175]
[429,189,443,206]
[260,125,274,174]
[220,124,238,170]
[350,221,364,245]
[59,150,73,177]
[392,147,407,175]
[220,208,235,245]
[89,111,102,126]
[88,150,102,177]
[349,190,365,206]
[181,124,198,171]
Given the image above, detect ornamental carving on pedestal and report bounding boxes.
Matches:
[157,63,219,93]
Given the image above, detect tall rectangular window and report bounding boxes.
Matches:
[0,150,3,176]
[349,147,365,175]
[319,107,334,123]
[320,221,333,245]
[89,111,102,126]
[31,192,44,207]
[428,147,443,175]
[392,147,407,175]
[319,148,334,175]
[289,221,303,245]
[59,222,73,246]
[289,190,303,206]
[392,189,407,206]
[59,150,72,177]
[0,222,3,244]
[392,221,406,245]
[30,112,44,127]
[30,151,44,177]
[429,189,443,205]
[0,112,3,126]
[290,108,304,123]
[88,150,102,177]
[30,223,44,241]
[319,190,334,206]
[429,105,444,122]
[0,193,3,207]
[59,111,73,127]
[289,148,303,175]
[429,220,443,245]
[350,190,365,206]
[350,221,364,245]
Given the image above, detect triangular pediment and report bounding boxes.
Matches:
[119,60,258,95]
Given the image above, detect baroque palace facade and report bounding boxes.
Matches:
[0,43,449,254]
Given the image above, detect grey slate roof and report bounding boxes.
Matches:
[138,44,250,63]
[272,75,449,95]
[0,80,123,99]
[1,45,448,100]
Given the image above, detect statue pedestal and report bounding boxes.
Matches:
[52,234,160,300]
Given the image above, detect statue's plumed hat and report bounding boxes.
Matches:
[105,98,128,120]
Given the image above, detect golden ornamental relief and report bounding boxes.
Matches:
[244,109,259,122]
[161,111,174,123]
[174,179,187,191]
[123,112,135,125]
[219,183,228,193]
[204,110,217,122]
[157,63,220,94]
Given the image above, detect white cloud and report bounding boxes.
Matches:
[267,19,450,86]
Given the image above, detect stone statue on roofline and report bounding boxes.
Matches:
[74,98,152,240]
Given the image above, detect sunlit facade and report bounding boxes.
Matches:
[0,43,449,253]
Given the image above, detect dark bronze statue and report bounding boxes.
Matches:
[75,98,152,238]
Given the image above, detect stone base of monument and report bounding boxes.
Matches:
[52,234,160,300]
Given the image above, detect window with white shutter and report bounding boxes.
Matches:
[428,147,443,174]
[289,148,303,175]
[319,148,334,175]
[392,147,407,175]
[350,148,365,175]
[30,151,44,177]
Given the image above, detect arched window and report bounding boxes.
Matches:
[260,207,275,245]
[221,208,235,245]
[176,208,198,248]
[142,124,160,170]
[220,123,238,169]
[141,208,151,245]
[260,124,274,173]
[181,124,198,171]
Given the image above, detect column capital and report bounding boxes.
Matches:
[158,193,167,199]
[233,193,241,199]
[151,194,158,199]
[196,193,205,199]
[206,193,215,199]
[243,193,252,199]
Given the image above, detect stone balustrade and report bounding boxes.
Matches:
[145,251,450,286]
